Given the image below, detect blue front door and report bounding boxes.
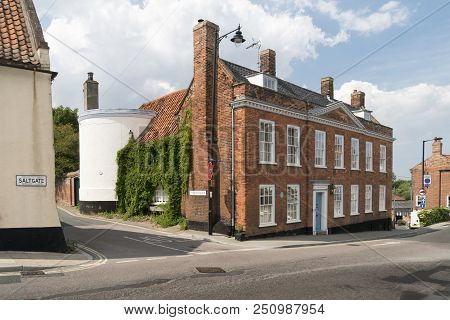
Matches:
[315,192,322,232]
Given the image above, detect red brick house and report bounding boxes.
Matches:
[140,20,394,238]
[410,138,450,210]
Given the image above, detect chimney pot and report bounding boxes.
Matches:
[351,90,365,109]
[259,49,276,77]
[83,72,99,110]
[321,77,334,100]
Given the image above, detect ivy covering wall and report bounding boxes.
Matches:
[115,108,192,226]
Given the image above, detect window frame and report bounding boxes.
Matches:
[259,119,276,165]
[315,130,327,168]
[447,195,450,208]
[152,187,169,205]
[334,185,344,218]
[259,184,276,227]
[379,185,386,212]
[286,184,301,223]
[366,141,373,171]
[351,185,359,215]
[286,125,301,167]
[380,145,387,173]
[334,134,344,169]
[365,185,373,213]
[351,138,360,170]
[263,76,277,90]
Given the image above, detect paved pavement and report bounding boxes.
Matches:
[0,208,449,300]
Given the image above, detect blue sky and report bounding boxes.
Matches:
[34,0,450,178]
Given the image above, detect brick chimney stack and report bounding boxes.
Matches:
[189,19,219,225]
[321,77,334,99]
[432,138,443,156]
[260,49,276,76]
[83,72,99,110]
[351,90,365,109]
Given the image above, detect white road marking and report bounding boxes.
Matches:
[116,260,139,264]
[372,241,401,247]
[146,257,167,261]
[124,236,192,254]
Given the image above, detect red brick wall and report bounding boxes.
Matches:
[411,155,450,209]
[56,177,77,206]
[236,107,392,236]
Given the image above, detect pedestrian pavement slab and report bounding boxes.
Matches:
[0,249,92,273]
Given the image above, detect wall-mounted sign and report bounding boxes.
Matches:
[189,190,207,196]
[16,175,47,187]
[424,175,431,187]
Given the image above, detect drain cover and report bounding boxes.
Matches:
[196,267,226,274]
[21,270,45,276]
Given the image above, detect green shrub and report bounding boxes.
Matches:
[418,208,450,227]
[178,217,187,231]
[115,108,192,227]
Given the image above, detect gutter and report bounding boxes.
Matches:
[0,60,58,80]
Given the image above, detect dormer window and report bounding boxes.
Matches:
[263,76,276,90]
[353,109,372,121]
[247,74,278,91]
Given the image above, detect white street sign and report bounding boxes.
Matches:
[16,175,47,187]
[189,190,207,196]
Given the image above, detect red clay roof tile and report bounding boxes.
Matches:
[0,0,39,66]
[139,89,189,142]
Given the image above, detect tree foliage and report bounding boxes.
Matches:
[53,106,79,179]
[115,108,192,227]
[53,106,79,132]
[393,176,411,200]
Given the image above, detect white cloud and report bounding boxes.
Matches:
[335,81,450,177]
[33,0,408,110]
[316,1,409,34]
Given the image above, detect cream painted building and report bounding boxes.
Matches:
[0,0,66,251]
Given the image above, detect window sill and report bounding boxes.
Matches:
[366,170,374,172]
[259,162,278,166]
[287,163,302,168]
[380,171,387,174]
[379,210,387,213]
[365,211,373,214]
[350,212,359,216]
[259,223,277,228]
[334,215,345,219]
[315,165,327,169]
[286,220,301,224]
[351,168,360,171]
[334,167,345,170]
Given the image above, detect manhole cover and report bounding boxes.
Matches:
[196,267,226,274]
[21,270,45,276]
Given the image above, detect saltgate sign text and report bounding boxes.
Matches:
[16,175,47,187]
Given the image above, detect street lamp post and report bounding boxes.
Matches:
[208,24,245,235]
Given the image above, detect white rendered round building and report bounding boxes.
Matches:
[78,74,155,213]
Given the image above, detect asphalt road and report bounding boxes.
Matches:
[1,210,449,300]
